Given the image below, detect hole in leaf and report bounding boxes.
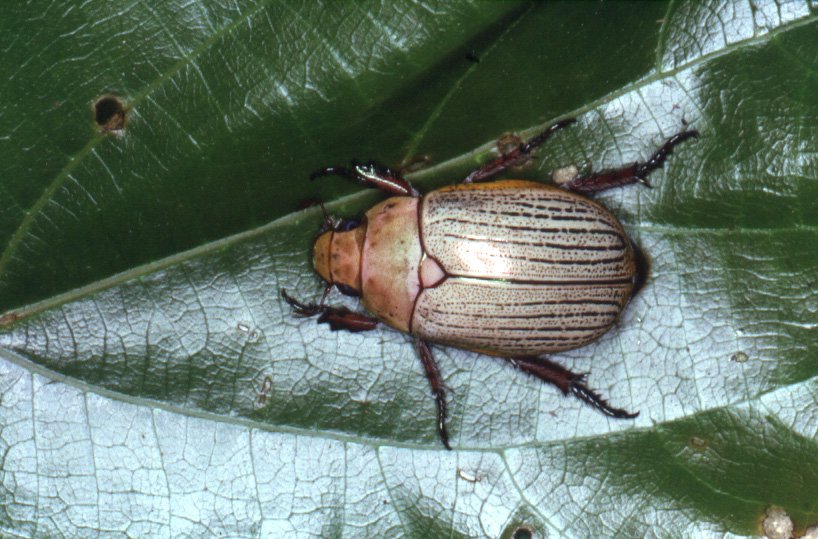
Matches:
[512,527,534,539]
[94,95,127,132]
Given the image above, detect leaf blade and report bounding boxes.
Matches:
[2,2,817,537]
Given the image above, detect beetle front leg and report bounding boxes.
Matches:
[416,338,452,450]
[311,160,419,197]
[464,118,577,183]
[505,356,638,419]
[281,289,378,333]
[562,129,699,194]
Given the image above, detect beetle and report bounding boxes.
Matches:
[282,118,698,449]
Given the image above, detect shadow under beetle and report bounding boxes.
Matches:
[282,118,698,449]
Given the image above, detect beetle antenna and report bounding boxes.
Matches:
[317,201,340,233]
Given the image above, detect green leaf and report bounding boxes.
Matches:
[2,1,817,537]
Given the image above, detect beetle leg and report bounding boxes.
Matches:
[562,129,699,194]
[316,308,379,332]
[506,356,638,419]
[281,289,378,332]
[416,338,452,450]
[463,118,577,183]
[311,160,419,197]
[281,287,330,317]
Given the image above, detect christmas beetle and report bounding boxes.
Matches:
[282,119,698,449]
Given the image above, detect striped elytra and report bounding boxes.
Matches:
[412,180,635,356]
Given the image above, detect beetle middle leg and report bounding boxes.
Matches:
[416,338,452,450]
[562,129,699,194]
[311,160,419,197]
[281,289,379,332]
[505,356,638,419]
[464,118,577,183]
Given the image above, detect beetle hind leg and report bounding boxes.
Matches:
[506,356,638,419]
[562,129,699,194]
[567,373,639,419]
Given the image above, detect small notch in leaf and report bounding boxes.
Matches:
[94,95,127,133]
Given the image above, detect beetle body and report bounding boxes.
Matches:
[316,180,637,356]
[284,120,697,449]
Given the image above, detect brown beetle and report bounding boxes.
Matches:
[283,119,697,449]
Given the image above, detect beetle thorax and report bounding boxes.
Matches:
[312,225,367,293]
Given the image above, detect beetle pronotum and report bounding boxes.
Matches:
[283,119,698,449]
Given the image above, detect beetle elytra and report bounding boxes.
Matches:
[283,119,698,449]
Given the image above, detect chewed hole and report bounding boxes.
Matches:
[94,95,127,132]
[512,527,534,539]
